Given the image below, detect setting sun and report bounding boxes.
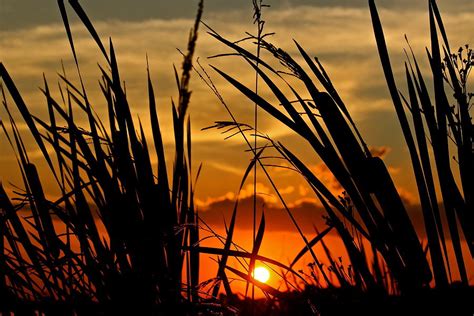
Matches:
[252,267,270,283]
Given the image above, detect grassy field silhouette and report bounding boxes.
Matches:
[0,0,472,315]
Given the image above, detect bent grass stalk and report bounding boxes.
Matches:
[205,0,472,295]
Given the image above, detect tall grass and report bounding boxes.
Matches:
[205,0,472,295]
[0,0,204,314]
[0,0,472,314]
[370,0,473,286]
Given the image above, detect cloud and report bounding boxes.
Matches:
[198,189,430,236]
[199,194,328,233]
[2,3,473,206]
[196,191,236,210]
[197,182,295,211]
[310,163,343,194]
[298,185,309,197]
[369,145,391,158]
[206,162,243,176]
[4,0,473,32]
[3,4,473,119]
[278,185,295,195]
[397,187,419,206]
[387,166,401,175]
[288,197,320,209]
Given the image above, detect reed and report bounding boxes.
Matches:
[370,0,473,286]
[205,0,472,296]
[0,0,205,314]
[0,0,472,314]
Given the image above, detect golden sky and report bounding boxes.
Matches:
[1,0,473,233]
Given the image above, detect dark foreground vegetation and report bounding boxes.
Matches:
[0,0,472,315]
[222,284,474,316]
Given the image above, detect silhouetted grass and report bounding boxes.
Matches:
[0,0,207,314]
[0,0,472,315]
[205,0,472,302]
[370,0,473,287]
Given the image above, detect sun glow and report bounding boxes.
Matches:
[252,266,270,283]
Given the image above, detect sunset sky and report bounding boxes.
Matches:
[1,0,473,283]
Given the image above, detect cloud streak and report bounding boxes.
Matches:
[1,3,473,204]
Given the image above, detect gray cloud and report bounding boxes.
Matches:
[198,193,428,236]
[2,0,473,31]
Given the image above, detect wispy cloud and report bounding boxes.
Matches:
[1,3,473,203]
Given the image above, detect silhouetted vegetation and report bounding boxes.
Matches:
[1,0,204,314]
[0,0,472,315]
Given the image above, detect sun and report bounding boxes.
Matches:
[252,266,270,283]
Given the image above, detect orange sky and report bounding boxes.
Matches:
[1,0,473,290]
